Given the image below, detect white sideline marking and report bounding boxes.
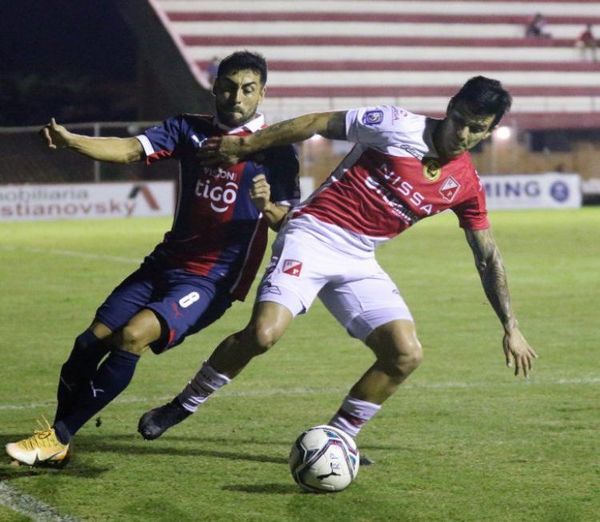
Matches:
[0,245,138,265]
[0,482,78,522]
[0,377,598,412]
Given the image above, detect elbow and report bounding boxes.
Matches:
[121,139,144,164]
[123,152,141,164]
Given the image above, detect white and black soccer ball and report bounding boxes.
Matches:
[289,425,360,493]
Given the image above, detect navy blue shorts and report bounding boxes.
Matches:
[95,261,232,354]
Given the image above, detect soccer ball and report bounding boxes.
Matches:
[289,425,360,493]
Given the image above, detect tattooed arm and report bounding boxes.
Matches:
[197,111,347,166]
[465,228,538,377]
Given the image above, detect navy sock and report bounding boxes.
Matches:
[55,330,110,423]
[56,349,140,441]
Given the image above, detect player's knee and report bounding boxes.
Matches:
[384,339,423,379]
[243,320,281,355]
[118,324,148,355]
[74,331,95,351]
[397,339,423,375]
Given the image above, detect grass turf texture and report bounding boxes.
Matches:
[0,209,598,521]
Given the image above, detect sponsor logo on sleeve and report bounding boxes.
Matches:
[391,106,408,122]
[362,110,384,126]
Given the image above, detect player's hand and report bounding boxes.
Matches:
[502,327,538,377]
[40,118,72,149]
[196,136,246,166]
[250,174,271,212]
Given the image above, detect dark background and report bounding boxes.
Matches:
[1,0,138,126]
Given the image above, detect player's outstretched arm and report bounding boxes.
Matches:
[464,228,538,377]
[197,111,347,167]
[41,118,144,164]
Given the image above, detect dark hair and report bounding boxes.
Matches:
[217,51,268,85]
[449,76,512,128]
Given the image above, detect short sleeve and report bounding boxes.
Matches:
[347,105,398,145]
[346,105,416,152]
[136,116,190,164]
[452,176,490,230]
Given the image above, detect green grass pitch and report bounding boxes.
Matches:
[0,209,598,521]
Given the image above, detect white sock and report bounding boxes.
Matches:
[328,395,381,438]
[177,362,231,413]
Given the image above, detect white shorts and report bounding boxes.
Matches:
[257,217,413,341]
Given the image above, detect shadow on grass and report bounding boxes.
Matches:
[104,432,292,447]
[89,433,406,453]
[222,483,299,494]
[0,432,401,473]
[0,460,110,481]
[78,437,287,464]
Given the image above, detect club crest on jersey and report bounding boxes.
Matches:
[362,110,384,126]
[282,259,303,277]
[422,158,441,182]
[439,176,461,202]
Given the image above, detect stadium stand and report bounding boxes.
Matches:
[140,0,600,130]
[3,1,599,188]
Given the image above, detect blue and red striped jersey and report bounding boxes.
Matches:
[136,113,300,300]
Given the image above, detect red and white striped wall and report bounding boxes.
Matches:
[148,0,600,129]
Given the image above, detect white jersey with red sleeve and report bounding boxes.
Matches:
[292,105,489,253]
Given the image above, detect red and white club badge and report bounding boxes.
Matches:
[439,176,461,202]
[282,259,303,277]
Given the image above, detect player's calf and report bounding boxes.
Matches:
[55,330,110,422]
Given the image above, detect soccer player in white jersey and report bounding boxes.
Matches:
[139,76,538,455]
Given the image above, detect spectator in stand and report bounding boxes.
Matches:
[525,13,551,39]
[575,24,597,62]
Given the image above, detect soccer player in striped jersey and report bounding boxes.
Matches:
[139,77,537,459]
[6,51,300,467]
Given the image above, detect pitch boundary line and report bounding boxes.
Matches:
[0,482,78,522]
[1,376,598,412]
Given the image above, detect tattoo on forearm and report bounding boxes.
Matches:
[467,230,514,328]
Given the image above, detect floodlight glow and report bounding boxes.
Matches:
[495,126,512,141]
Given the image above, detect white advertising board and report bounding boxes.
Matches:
[481,173,581,210]
[0,182,175,221]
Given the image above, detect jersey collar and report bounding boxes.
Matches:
[214,113,265,134]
